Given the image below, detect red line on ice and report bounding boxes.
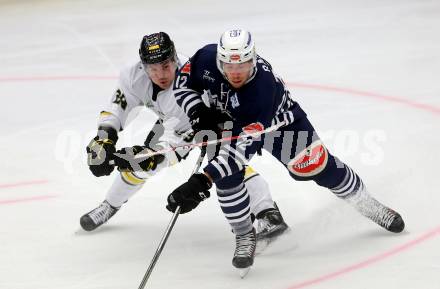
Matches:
[0,75,116,82]
[286,226,440,289]
[0,179,49,189]
[0,195,58,205]
[287,82,440,116]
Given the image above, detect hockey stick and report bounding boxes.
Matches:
[114,120,287,163]
[137,146,207,289]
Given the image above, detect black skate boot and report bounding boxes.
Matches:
[232,228,256,278]
[256,203,290,241]
[80,200,119,231]
[345,190,405,233]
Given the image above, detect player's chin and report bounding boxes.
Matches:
[230,80,245,89]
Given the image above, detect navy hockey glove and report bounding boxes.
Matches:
[114,146,165,172]
[166,173,212,214]
[86,126,118,177]
[189,104,231,135]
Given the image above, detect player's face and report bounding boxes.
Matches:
[145,59,177,89]
[223,61,253,89]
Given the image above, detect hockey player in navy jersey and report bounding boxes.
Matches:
[83,32,289,237]
[166,29,405,275]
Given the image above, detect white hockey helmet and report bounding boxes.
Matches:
[216,29,257,76]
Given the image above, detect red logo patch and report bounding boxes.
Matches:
[230,54,241,61]
[288,141,328,177]
[243,122,264,135]
[181,62,191,74]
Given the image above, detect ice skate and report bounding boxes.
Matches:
[255,204,290,253]
[80,200,119,231]
[345,189,405,233]
[256,203,290,240]
[232,228,256,278]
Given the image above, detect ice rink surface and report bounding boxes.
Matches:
[1,0,439,288]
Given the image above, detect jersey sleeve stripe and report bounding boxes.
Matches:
[183,98,203,115]
[174,90,194,102]
[182,95,203,114]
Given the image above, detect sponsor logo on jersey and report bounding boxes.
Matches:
[230,54,241,61]
[287,140,328,177]
[230,93,240,108]
[242,122,264,134]
[181,62,191,74]
[203,70,215,83]
[219,83,231,111]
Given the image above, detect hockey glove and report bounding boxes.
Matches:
[114,146,165,172]
[86,126,118,177]
[166,173,212,214]
[189,104,231,135]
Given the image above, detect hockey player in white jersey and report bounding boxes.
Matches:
[82,32,289,241]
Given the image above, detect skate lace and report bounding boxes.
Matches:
[235,231,256,257]
[369,205,395,229]
[89,202,114,225]
[350,192,396,229]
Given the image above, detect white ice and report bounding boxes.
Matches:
[1,1,439,289]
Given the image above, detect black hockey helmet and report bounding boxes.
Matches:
[139,32,176,65]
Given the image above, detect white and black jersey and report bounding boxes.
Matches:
[98,55,191,137]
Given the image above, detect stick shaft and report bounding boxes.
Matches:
[137,148,206,289]
[118,121,286,161]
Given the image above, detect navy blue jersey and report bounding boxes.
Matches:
[173,44,306,182]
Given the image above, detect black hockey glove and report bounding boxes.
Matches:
[166,173,212,214]
[114,146,165,172]
[86,126,118,177]
[189,104,231,135]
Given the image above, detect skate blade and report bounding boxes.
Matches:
[238,267,251,278]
